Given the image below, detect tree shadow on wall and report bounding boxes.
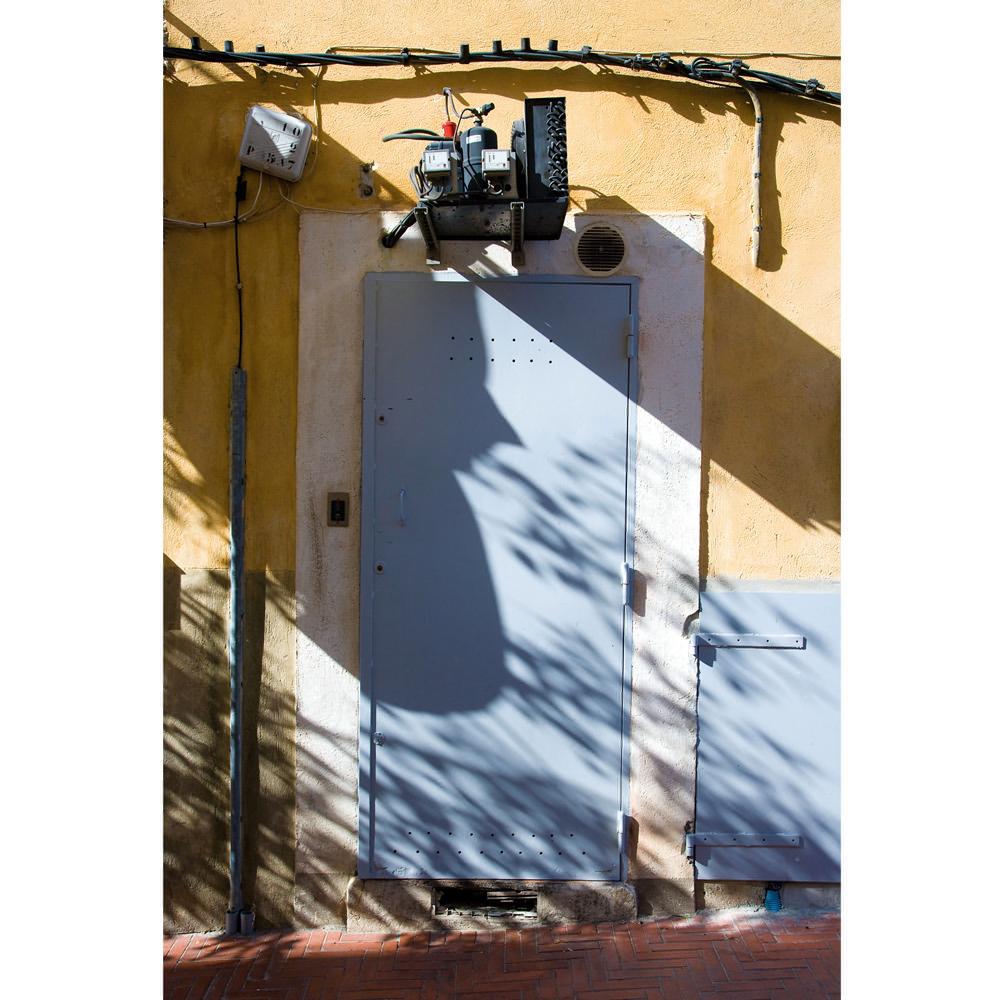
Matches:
[164,22,839,932]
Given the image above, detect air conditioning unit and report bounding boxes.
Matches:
[381,97,569,265]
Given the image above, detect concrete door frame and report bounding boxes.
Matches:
[294,211,705,928]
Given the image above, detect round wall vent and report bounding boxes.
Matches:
[575,224,626,275]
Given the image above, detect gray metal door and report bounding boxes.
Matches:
[693,591,841,881]
[360,273,636,880]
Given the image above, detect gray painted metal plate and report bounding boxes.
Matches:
[695,633,805,649]
[695,591,840,882]
[360,274,636,880]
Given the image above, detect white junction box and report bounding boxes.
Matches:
[421,149,452,177]
[481,148,517,196]
[239,105,313,182]
[481,148,512,176]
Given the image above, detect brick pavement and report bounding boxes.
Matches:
[164,910,840,999]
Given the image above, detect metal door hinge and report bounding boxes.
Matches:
[685,832,801,858]
[621,563,633,607]
[624,319,637,358]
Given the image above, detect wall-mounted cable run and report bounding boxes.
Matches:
[163,40,840,106]
[728,74,764,268]
[234,172,246,368]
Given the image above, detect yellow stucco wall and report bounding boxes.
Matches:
[163,0,839,930]
[164,0,839,580]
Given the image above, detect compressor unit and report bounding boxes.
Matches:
[380,95,568,265]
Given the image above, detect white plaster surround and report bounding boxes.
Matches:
[295,211,705,917]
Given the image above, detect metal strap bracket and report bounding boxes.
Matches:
[414,203,440,265]
[510,201,525,267]
[685,833,801,858]
[694,633,805,650]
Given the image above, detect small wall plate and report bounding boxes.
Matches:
[239,105,312,182]
[327,491,350,527]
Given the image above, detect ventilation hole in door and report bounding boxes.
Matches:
[576,223,626,275]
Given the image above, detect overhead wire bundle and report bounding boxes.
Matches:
[163,39,840,106]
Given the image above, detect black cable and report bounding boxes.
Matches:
[381,210,417,247]
[162,44,840,105]
[234,172,246,368]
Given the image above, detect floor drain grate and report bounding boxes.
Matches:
[434,887,538,919]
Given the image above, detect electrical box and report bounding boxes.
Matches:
[239,105,313,182]
[421,149,452,175]
[481,148,512,175]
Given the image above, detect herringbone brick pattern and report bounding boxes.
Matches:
[164,911,840,999]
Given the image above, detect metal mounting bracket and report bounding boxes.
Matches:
[685,833,802,858]
[510,201,525,266]
[693,633,805,650]
[414,203,440,265]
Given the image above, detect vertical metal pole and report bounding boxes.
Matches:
[226,366,253,935]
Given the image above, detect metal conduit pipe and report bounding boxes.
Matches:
[226,366,254,936]
[731,76,764,268]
